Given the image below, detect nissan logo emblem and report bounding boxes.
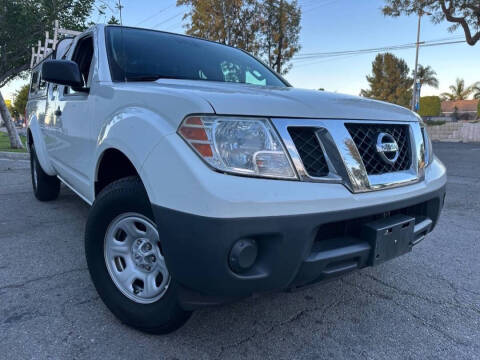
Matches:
[376,132,399,165]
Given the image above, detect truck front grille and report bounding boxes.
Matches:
[288,127,329,177]
[345,123,411,175]
[272,118,422,193]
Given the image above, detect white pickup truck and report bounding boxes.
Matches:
[26,24,446,334]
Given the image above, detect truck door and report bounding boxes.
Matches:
[28,69,48,141]
[50,34,96,198]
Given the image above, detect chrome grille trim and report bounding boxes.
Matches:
[271,118,425,193]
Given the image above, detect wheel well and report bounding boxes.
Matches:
[95,149,139,196]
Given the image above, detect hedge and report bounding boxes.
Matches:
[477,100,480,118]
[419,96,441,117]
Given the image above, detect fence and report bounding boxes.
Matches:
[427,122,480,143]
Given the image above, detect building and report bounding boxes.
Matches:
[441,99,479,120]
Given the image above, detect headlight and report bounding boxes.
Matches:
[421,126,434,167]
[178,116,297,179]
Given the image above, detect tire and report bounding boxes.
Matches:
[30,144,60,201]
[85,176,191,334]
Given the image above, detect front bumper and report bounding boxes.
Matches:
[152,182,446,309]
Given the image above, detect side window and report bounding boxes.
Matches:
[30,71,39,94]
[65,36,94,95]
[37,74,47,96]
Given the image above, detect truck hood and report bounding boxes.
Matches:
[150,79,418,122]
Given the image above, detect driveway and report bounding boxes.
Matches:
[0,142,479,359]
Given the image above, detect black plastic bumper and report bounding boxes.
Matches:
[152,185,446,309]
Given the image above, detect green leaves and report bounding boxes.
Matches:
[440,78,480,100]
[419,96,441,116]
[414,64,439,88]
[0,0,96,87]
[360,53,413,107]
[13,84,29,117]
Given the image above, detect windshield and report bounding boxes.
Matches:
[105,26,288,87]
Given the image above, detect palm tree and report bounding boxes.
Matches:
[473,84,480,100]
[414,65,439,88]
[441,78,478,101]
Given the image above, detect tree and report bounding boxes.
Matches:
[382,0,480,46]
[13,84,29,119]
[177,0,262,55]
[260,0,301,74]
[440,78,479,100]
[0,0,95,149]
[360,53,413,107]
[5,99,16,118]
[177,0,302,75]
[414,64,439,88]
[107,15,120,24]
[473,84,480,99]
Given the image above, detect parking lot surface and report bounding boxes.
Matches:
[0,142,479,360]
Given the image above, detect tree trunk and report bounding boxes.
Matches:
[275,0,284,74]
[0,90,24,149]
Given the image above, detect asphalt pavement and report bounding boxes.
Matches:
[0,142,479,360]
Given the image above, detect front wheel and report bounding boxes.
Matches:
[85,176,191,334]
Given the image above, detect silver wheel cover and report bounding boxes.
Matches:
[104,213,170,304]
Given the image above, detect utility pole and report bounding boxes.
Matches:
[411,12,422,112]
[411,10,431,112]
[117,0,123,25]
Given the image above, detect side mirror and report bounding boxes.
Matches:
[41,60,84,89]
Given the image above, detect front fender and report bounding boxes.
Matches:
[92,106,177,199]
[28,117,56,176]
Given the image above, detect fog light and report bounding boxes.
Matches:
[229,238,258,274]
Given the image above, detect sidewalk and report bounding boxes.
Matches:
[0,151,29,160]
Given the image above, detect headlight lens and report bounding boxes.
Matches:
[178,116,297,179]
[422,126,434,166]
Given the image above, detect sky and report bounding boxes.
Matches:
[3,0,480,100]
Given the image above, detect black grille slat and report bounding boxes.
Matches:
[345,123,411,175]
[288,127,329,177]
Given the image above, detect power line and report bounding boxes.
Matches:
[294,36,463,59]
[152,10,185,29]
[292,39,467,68]
[302,0,339,12]
[135,4,175,27]
[292,37,466,62]
[164,21,185,32]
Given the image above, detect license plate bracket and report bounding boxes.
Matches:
[362,214,415,266]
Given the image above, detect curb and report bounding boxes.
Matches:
[0,151,30,160]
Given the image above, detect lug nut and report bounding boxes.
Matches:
[150,255,156,262]
[145,265,151,271]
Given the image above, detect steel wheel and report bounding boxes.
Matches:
[104,212,170,304]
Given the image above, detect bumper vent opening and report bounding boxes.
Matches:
[288,127,329,178]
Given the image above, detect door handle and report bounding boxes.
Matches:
[54,108,62,116]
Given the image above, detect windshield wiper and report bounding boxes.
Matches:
[125,74,188,82]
